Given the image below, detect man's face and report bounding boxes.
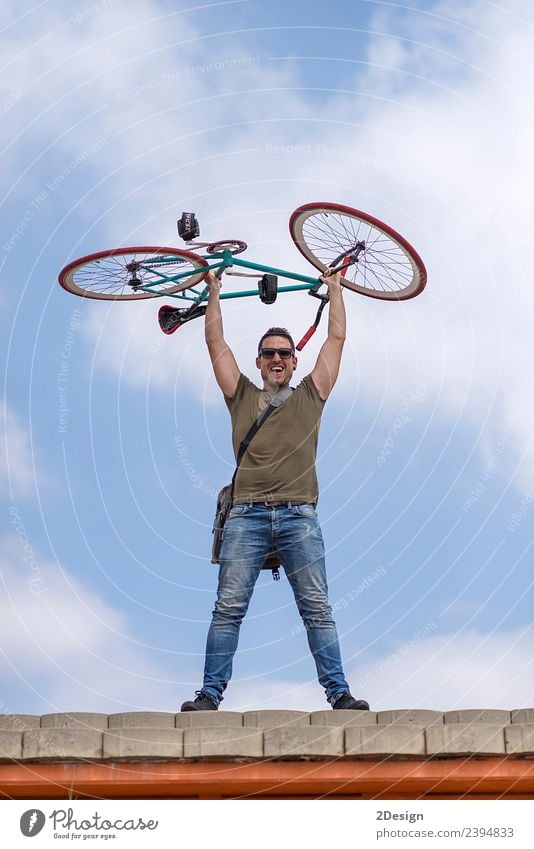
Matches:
[256,335,297,389]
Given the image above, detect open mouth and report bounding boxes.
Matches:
[270,366,284,374]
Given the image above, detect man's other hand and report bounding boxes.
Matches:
[205,269,222,290]
[319,267,343,289]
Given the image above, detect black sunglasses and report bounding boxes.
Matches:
[259,347,294,359]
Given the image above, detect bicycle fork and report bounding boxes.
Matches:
[296,241,365,350]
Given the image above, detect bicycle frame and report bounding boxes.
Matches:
[134,249,325,303]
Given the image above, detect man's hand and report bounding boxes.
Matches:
[319,267,343,290]
[205,269,223,290]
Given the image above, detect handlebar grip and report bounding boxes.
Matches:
[296,326,316,351]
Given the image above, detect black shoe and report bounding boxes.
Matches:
[332,692,370,711]
[180,690,219,712]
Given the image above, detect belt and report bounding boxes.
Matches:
[252,501,307,508]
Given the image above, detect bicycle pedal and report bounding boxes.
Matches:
[258,273,278,304]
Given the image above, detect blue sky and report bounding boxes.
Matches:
[1,0,533,715]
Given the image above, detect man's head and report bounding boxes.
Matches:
[256,327,297,389]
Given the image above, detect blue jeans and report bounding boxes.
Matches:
[202,503,350,705]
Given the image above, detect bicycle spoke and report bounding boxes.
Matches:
[291,203,426,301]
[59,247,207,301]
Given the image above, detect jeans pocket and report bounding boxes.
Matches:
[293,503,317,518]
[227,504,249,518]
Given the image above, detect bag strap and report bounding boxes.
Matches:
[233,384,293,479]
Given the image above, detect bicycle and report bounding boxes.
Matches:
[58,202,427,349]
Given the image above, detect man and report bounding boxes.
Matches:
[181,267,369,712]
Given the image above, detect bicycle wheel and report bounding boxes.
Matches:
[59,246,208,301]
[290,203,426,300]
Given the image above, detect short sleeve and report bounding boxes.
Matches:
[300,374,326,408]
[224,373,254,411]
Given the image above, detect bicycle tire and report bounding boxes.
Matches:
[289,203,426,300]
[59,246,208,301]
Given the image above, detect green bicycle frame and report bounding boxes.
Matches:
[135,250,325,303]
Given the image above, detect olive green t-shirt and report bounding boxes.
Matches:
[225,373,325,504]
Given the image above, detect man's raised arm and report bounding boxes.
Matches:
[204,271,241,398]
[310,269,346,401]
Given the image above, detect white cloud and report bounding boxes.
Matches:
[1,401,35,500]
[222,627,534,712]
[351,627,534,711]
[223,677,326,712]
[0,534,181,712]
